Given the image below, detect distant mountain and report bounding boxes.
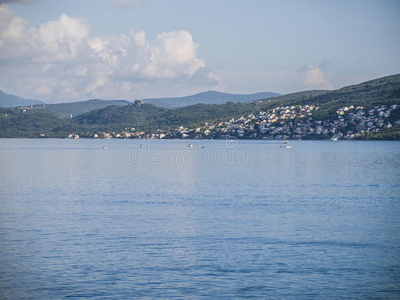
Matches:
[41,99,132,117]
[144,91,281,108]
[36,91,280,116]
[1,89,280,116]
[0,90,44,107]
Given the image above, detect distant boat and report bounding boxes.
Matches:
[187,144,193,147]
[103,146,107,149]
[284,140,289,144]
[279,144,291,148]
[331,137,338,141]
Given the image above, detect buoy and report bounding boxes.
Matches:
[103,146,107,149]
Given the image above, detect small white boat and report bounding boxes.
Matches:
[280,144,291,148]
[187,144,193,147]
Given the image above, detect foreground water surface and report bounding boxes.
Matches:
[0,139,399,299]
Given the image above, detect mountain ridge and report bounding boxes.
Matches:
[42,99,132,117]
[0,89,281,116]
[0,90,44,107]
[143,90,281,108]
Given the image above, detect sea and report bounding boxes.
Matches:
[0,138,399,299]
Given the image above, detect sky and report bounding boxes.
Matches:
[0,0,399,103]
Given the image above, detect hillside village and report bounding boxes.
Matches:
[79,103,399,140]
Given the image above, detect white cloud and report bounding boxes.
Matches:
[302,65,333,90]
[153,31,203,69]
[35,84,52,97]
[0,6,219,101]
[207,72,221,83]
[0,7,89,62]
[133,30,147,48]
[84,76,108,94]
[1,12,26,40]
[138,30,205,80]
[0,6,29,53]
[75,66,87,76]
[37,13,90,61]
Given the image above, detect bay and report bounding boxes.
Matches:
[0,139,399,299]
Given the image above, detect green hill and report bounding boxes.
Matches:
[0,108,78,138]
[74,103,169,129]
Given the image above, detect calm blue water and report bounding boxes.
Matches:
[0,139,399,299]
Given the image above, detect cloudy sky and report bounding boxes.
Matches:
[0,0,399,102]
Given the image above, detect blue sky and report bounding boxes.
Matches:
[0,0,399,102]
